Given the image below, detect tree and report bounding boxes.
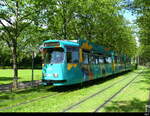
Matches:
[129,0,150,64]
[0,0,45,88]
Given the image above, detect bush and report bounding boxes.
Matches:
[0,66,12,69]
[0,65,42,69]
[18,65,42,69]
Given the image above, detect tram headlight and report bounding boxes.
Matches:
[44,73,51,77]
[53,73,58,78]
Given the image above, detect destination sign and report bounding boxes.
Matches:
[44,42,60,47]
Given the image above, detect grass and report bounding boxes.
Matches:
[0,69,42,84]
[0,66,149,112]
[100,67,150,112]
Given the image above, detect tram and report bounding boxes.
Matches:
[40,40,135,86]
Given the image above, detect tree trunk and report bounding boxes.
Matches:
[12,1,19,89]
[31,51,34,87]
[12,40,18,89]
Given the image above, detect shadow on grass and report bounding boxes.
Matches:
[13,85,52,94]
[143,70,150,74]
[0,95,10,100]
[0,77,13,81]
[0,85,51,102]
[0,77,21,82]
[103,98,147,112]
[134,69,150,90]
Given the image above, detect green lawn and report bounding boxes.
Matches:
[100,67,150,112]
[0,66,149,112]
[0,69,42,84]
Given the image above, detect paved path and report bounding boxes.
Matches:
[0,80,42,92]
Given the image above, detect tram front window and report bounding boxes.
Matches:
[43,48,64,64]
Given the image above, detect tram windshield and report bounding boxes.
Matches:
[43,48,64,64]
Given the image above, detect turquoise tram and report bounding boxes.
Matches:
[41,40,135,86]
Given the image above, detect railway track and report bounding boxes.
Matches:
[63,70,143,112]
[0,85,53,104]
[0,80,42,92]
[0,91,64,112]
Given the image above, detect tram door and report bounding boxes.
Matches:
[90,54,100,79]
[104,56,113,75]
[81,50,93,81]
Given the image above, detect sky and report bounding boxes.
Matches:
[123,10,137,23]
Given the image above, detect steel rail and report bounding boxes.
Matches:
[0,85,53,104]
[0,92,63,111]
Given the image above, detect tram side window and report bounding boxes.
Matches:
[72,49,79,63]
[91,55,96,64]
[83,53,89,64]
[104,57,107,63]
[120,56,124,64]
[95,55,99,64]
[94,55,100,64]
[127,58,131,64]
[129,58,131,63]
[99,57,104,64]
[67,47,79,63]
[105,56,112,63]
[126,58,128,64]
[114,56,118,63]
[67,52,72,63]
[120,57,123,64]
[118,57,121,64]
